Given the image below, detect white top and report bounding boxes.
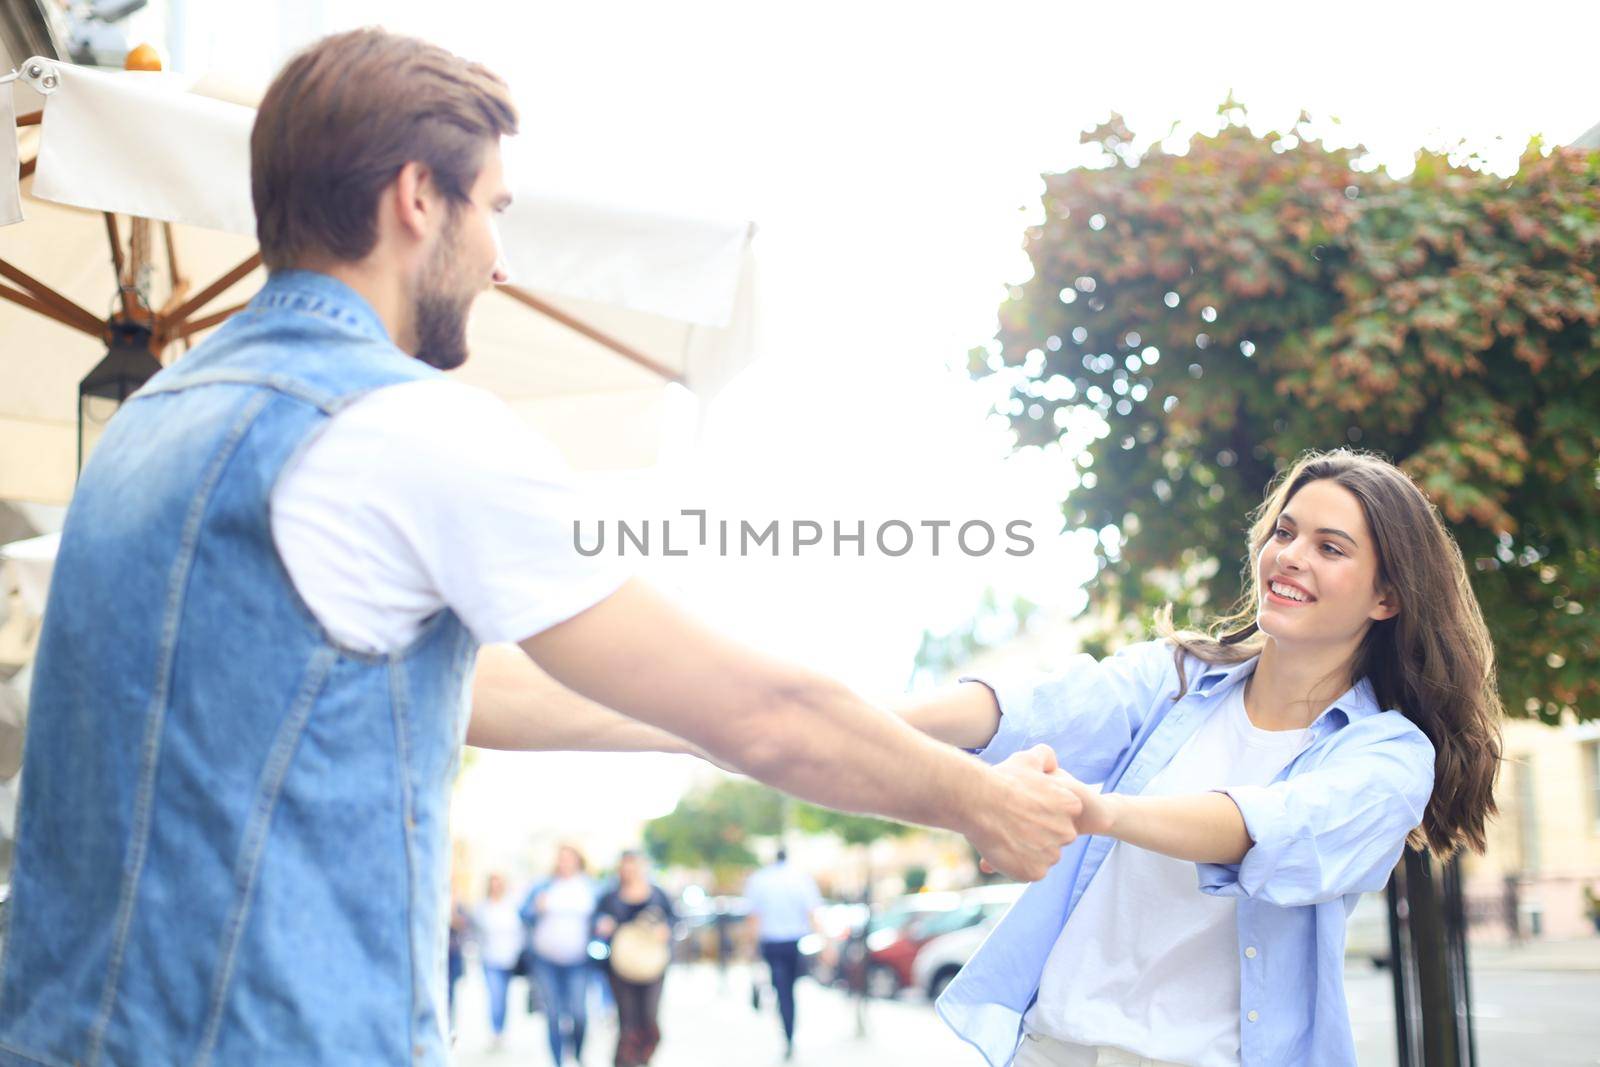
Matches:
[531,876,597,966]
[474,895,528,970]
[743,862,824,943]
[269,379,627,654]
[1025,683,1311,1067]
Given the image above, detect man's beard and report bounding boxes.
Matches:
[411,220,473,370]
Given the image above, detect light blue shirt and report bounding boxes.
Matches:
[935,639,1435,1067]
[744,862,824,943]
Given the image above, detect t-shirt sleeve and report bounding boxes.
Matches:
[323,379,629,645]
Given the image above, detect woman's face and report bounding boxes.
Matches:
[1255,479,1399,649]
[555,847,580,879]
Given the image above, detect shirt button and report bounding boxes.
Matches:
[1247,1010,1260,1022]
[1244,946,1258,959]
[413,1044,425,1057]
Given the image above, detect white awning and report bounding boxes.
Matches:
[1,57,759,505]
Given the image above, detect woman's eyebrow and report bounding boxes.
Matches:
[1280,512,1358,546]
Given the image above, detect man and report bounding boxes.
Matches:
[0,29,1080,1066]
[744,848,826,1060]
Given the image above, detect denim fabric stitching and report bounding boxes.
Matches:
[137,372,341,413]
[84,389,275,1067]
[191,645,339,1067]
[0,1037,74,1067]
[387,658,420,1057]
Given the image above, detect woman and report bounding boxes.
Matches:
[521,844,599,1065]
[471,872,525,1052]
[594,851,676,1067]
[900,450,1501,1067]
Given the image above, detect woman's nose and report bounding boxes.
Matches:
[1278,541,1306,569]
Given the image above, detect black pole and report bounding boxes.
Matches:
[1387,861,1423,1067]
[1387,848,1476,1067]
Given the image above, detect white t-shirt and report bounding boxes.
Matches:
[1025,683,1311,1067]
[531,876,597,966]
[474,895,527,970]
[269,379,627,654]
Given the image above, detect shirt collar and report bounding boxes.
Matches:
[249,269,393,345]
[1190,653,1385,727]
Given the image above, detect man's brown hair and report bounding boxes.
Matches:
[250,28,519,271]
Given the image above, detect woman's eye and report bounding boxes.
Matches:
[1274,527,1291,540]
[1322,543,1344,556]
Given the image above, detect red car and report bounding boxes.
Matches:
[861,893,991,999]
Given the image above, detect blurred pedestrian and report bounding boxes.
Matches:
[595,851,675,1067]
[522,844,598,1064]
[473,873,524,1052]
[1504,874,1522,944]
[744,848,825,1060]
[446,899,469,1032]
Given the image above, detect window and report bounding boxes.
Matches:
[1512,758,1539,874]
[1587,742,1600,835]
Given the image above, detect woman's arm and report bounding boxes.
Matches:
[1075,787,1253,865]
[888,681,1002,750]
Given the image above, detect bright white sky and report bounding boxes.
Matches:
[167,0,1600,873]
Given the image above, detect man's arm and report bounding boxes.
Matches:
[520,579,1083,882]
[467,643,703,754]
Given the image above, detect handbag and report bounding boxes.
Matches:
[609,910,671,984]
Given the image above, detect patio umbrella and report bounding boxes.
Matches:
[1,54,759,506]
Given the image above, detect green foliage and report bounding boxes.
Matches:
[793,803,911,847]
[982,105,1600,721]
[643,776,911,875]
[643,778,783,874]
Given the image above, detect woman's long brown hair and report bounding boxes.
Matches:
[1156,449,1503,855]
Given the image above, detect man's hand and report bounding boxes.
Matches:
[965,744,1084,882]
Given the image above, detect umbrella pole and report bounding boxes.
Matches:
[0,259,103,336]
[497,283,686,385]
[0,280,102,339]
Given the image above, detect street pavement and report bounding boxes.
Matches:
[452,947,1600,1066]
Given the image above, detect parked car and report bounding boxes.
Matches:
[827,891,962,995]
[803,901,869,986]
[911,883,1025,1001]
[866,884,1025,999]
[674,894,750,964]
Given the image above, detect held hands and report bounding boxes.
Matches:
[975,758,1116,876]
[966,744,1086,882]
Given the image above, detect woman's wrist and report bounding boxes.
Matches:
[1096,790,1127,839]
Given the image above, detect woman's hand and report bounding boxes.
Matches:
[1056,773,1116,837]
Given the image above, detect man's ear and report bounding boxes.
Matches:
[1371,587,1401,622]
[389,161,439,242]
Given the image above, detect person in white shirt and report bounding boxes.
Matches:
[520,845,598,1065]
[744,849,825,1059]
[470,873,525,1052]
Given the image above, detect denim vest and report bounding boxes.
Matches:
[0,272,479,1066]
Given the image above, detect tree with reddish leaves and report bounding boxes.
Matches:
[983,104,1600,722]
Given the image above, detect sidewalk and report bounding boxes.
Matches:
[451,962,978,1067]
[1469,936,1600,973]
